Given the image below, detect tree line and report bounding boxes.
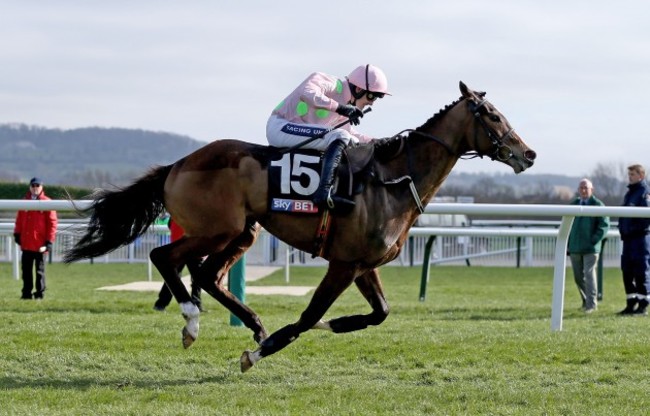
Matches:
[439,162,628,207]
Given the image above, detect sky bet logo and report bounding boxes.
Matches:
[272,198,318,213]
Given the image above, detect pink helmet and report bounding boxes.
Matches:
[347,64,390,95]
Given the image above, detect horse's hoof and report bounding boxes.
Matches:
[182,326,196,349]
[240,350,255,373]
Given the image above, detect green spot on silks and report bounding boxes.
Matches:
[336,79,343,94]
[315,109,330,118]
[296,101,309,116]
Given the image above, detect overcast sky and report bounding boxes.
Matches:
[2,0,649,176]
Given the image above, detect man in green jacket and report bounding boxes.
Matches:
[567,178,610,313]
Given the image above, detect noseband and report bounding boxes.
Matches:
[465,99,515,162]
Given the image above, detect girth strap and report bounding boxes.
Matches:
[312,209,332,258]
[380,175,425,214]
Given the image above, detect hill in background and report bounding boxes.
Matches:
[0,123,204,186]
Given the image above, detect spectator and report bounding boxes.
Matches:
[567,178,609,313]
[153,217,203,312]
[617,164,650,316]
[13,177,58,300]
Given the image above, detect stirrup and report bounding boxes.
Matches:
[323,189,355,213]
[326,189,336,209]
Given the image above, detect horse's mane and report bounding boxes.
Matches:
[415,96,465,133]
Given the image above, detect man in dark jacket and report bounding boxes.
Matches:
[567,179,609,313]
[13,177,58,300]
[617,164,650,316]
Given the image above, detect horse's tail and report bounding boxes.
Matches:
[63,164,173,263]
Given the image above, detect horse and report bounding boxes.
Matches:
[64,81,536,372]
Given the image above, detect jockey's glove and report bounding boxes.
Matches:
[336,104,364,126]
[45,241,53,252]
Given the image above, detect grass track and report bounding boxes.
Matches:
[0,262,648,415]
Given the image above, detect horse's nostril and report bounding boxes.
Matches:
[524,150,537,161]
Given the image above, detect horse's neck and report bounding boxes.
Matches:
[406,111,468,205]
[408,141,457,205]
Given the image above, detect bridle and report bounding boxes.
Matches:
[464,98,515,162]
[405,97,516,162]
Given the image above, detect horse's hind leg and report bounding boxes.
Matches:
[240,260,357,372]
[150,234,233,349]
[313,268,389,333]
[196,221,268,344]
[150,240,201,348]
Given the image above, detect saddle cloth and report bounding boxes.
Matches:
[267,145,375,214]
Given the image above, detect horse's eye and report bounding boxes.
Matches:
[489,115,501,122]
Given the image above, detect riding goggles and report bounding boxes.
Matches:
[366,91,385,101]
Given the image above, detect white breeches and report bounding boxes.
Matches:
[266,115,355,151]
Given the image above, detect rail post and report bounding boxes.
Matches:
[551,216,574,331]
[419,236,437,301]
[228,256,246,326]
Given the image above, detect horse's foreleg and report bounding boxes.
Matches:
[203,283,268,344]
[241,262,357,372]
[314,268,389,333]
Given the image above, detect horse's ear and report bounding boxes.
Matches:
[459,81,470,97]
[460,82,486,102]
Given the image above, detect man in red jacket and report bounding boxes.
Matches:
[13,177,58,300]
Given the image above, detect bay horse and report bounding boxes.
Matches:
[64,82,536,372]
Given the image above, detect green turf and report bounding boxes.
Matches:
[0,262,647,415]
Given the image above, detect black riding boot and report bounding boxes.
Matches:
[618,297,638,315]
[634,298,649,316]
[313,140,355,212]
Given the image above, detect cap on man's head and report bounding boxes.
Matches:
[29,177,42,186]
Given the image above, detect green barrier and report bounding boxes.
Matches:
[228,256,246,326]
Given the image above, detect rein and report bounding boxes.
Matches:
[399,129,456,156]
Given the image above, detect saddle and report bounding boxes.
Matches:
[335,136,405,203]
[334,145,375,201]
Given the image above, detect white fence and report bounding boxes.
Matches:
[3,200,650,332]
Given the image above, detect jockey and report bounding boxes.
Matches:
[266,64,390,210]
